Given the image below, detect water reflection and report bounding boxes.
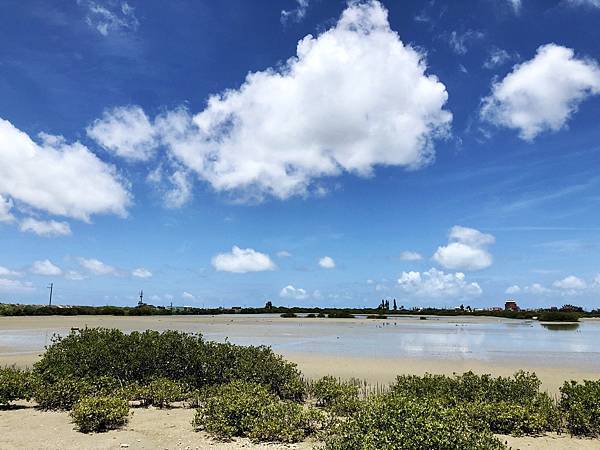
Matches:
[540,322,580,331]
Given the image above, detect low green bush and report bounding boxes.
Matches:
[34,328,305,402]
[141,378,189,408]
[310,376,360,415]
[34,376,93,410]
[0,367,33,406]
[193,381,318,442]
[560,380,600,436]
[390,371,558,435]
[245,400,321,443]
[33,375,125,410]
[323,394,505,450]
[70,395,129,433]
[465,399,559,436]
[280,312,297,318]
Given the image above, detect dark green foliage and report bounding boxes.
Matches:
[197,341,305,401]
[280,312,297,318]
[4,301,600,321]
[193,381,319,442]
[245,400,322,443]
[465,399,558,436]
[537,311,580,322]
[70,396,129,433]
[327,311,354,319]
[390,371,558,435]
[34,329,202,385]
[141,378,189,408]
[33,328,304,402]
[324,394,505,450]
[560,380,600,436]
[0,367,34,406]
[33,375,124,410]
[310,376,360,415]
[34,376,94,410]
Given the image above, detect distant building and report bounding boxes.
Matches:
[505,300,519,311]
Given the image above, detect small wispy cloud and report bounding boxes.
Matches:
[448,30,484,55]
[31,259,62,276]
[281,0,310,24]
[20,218,71,237]
[507,0,522,14]
[78,257,118,276]
[483,48,518,69]
[81,1,139,36]
[400,251,423,261]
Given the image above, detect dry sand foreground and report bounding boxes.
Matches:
[0,404,599,450]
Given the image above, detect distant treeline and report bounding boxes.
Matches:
[0,303,597,321]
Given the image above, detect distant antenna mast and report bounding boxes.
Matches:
[138,290,144,306]
[47,283,53,306]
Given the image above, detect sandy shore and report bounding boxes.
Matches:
[1,403,598,450]
[0,403,315,450]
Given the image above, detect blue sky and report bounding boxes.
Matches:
[1,0,600,309]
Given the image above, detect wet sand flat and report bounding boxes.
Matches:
[2,314,600,395]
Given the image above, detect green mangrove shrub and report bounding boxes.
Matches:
[465,399,558,436]
[70,395,129,433]
[560,379,600,436]
[390,371,558,435]
[34,376,93,410]
[323,393,505,450]
[537,311,580,322]
[33,375,125,410]
[310,376,360,415]
[0,367,33,407]
[193,380,319,442]
[33,328,305,401]
[141,377,189,408]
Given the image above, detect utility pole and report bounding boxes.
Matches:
[138,290,144,306]
[47,283,53,306]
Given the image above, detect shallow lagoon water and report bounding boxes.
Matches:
[1,314,599,371]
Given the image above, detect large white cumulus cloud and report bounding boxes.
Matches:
[0,119,130,221]
[94,0,451,202]
[481,44,600,140]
